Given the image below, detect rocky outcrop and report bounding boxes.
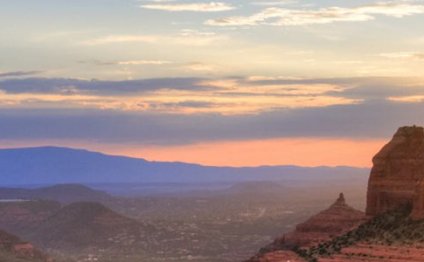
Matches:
[247,193,365,261]
[0,229,52,262]
[285,193,365,247]
[366,125,424,219]
[248,250,304,262]
[319,243,424,262]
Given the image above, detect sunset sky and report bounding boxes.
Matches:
[1,0,424,167]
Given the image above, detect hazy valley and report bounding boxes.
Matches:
[0,147,368,262]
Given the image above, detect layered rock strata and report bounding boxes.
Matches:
[366,126,424,219]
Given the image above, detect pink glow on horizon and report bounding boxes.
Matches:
[120,138,386,167]
[0,138,387,167]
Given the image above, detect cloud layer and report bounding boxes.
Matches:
[0,71,43,78]
[0,76,423,145]
[140,1,235,12]
[207,1,424,26]
[0,100,422,145]
[0,76,364,114]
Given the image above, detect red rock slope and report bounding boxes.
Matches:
[320,243,424,262]
[0,229,52,262]
[247,193,366,262]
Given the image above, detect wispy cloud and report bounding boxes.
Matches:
[183,62,216,72]
[0,76,374,115]
[140,1,235,12]
[206,1,424,26]
[3,76,424,115]
[80,30,225,46]
[380,52,424,60]
[80,35,159,46]
[117,60,172,65]
[388,95,424,103]
[0,71,43,78]
[79,60,173,66]
[251,0,296,6]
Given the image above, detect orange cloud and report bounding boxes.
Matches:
[0,81,358,114]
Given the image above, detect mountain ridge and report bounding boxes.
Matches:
[0,145,365,169]
[0,146,368,185]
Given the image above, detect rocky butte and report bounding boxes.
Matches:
[246,193,365,262]
[366,125,424,219]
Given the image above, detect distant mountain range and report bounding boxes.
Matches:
[0,146,369,185]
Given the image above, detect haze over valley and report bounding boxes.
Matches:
[0,147,368,261]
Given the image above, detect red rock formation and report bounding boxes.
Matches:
[283,193,365,248]
[247,193,365,262]
[250,250,304,262]
[320,243,424,262]
[0,229,52,261]
[366,126,424,219]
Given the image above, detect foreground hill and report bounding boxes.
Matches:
[0,146,367,185]
[0,229,51,262]
[0,184,112,204]
[296,205,424,261]
[247,200,424,261]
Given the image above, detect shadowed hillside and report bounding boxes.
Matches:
[29,202,158,251]
[0,200,61,237]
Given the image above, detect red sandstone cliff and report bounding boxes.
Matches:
[366,126,424,219]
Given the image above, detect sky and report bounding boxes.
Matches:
[0,0,424,167]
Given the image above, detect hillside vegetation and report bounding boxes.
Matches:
[295,205,420,261]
